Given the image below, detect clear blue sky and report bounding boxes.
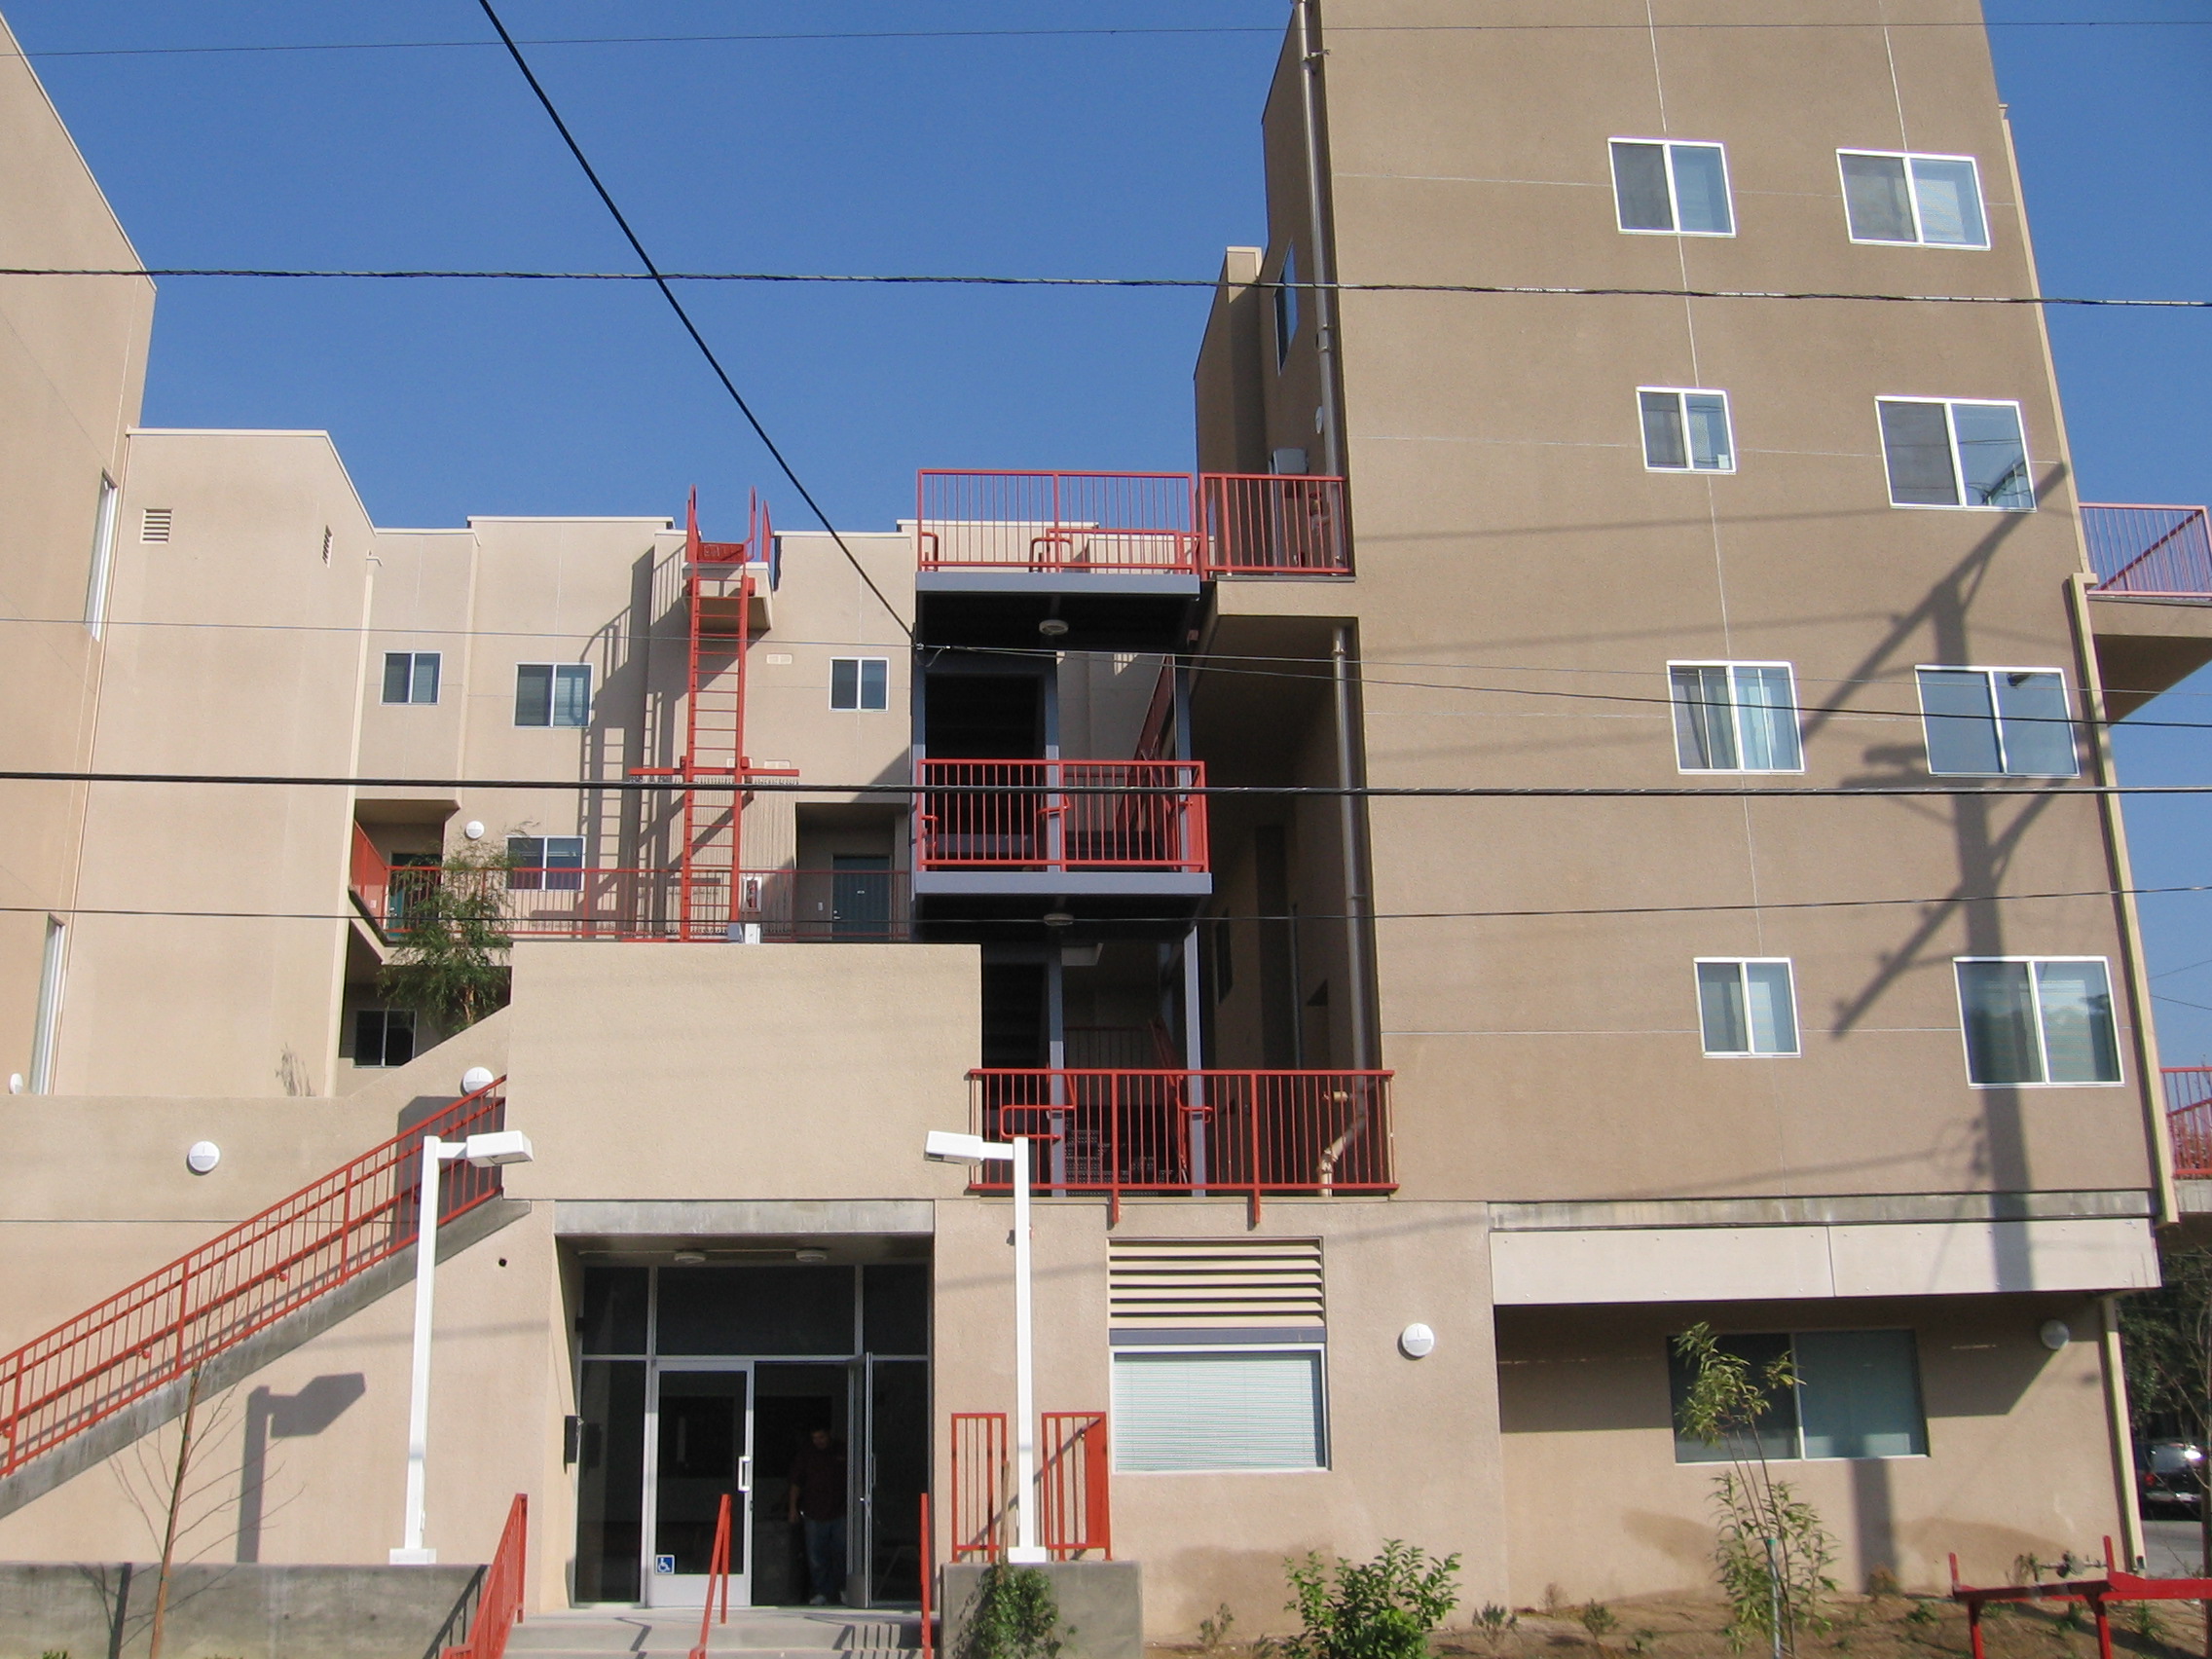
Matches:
[11,1,2211,1064]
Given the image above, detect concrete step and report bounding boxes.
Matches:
[505,1609,923,1659]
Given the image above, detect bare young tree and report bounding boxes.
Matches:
[2120,1243,2212,1658]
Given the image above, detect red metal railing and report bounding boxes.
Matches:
[443,1493,528,1659]
[917,471,1201,573]
[1039,1413,1110,1561]
[920,1492,937,1659]
[688,1492,733,1659]
[969,1069,1393,1221]
[350,825,389,925]
[2167,1067,2212,1177]
[0,1079,507,1482]
[1201,474,1350,574]
[914,470,1353,579]
[918,760,1208,873]
[349,865,911,942]
[949,1411,1010,1562]
[2082,503,2212,598]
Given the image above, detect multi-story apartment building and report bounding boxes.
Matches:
[5,0,2212,1640]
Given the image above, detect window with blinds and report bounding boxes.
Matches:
[1108,1239,1327,1472]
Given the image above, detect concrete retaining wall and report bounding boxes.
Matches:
[0,1561,481,1659]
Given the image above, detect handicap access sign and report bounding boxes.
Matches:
[654,1554,677,1574]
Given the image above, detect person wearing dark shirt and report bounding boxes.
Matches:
[787,1426,848,1604]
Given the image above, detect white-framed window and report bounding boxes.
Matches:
[85,475,119,640]
[1111,1345,1328,1472]
[1640,388,1735,473]
[515,662,591,727]
[1273,245,1300,369]
[1696,959,1800,1056]
[382,650,441,706]
[1914,667,2077,777]
[1669,663,1802,772]
[830,657,890,712]
[353,1007,417,1068]
[1670,1329,1927,1462]
[508,834,585,893]
[1610,138,1734,236]
[1877,398,2033,510]
[1954,957,2121,1087]
[1838,151,1989,248]
[28,917,65,1094]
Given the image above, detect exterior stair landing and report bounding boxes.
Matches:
[505,1608,922,1659]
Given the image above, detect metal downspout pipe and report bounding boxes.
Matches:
[1296,0,1342,478]
[1332,627,1373,1070]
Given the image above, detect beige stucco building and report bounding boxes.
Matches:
[4,0,2212,1639]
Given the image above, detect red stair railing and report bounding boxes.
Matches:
[2082,503,2212,598]
[918,760,1207,873]
[443,1493,529,1659]
[0,1078,507,1482]
[689,1491,733,1659]
[949,1411,1011,1562]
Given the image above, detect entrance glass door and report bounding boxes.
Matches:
[645,1363,753,1608]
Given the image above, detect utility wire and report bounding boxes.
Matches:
[4,266,2205,309]
[11,880,2212,929]
[12,19,2212,61]
[469,0,911,641]
[1,767,2208,798]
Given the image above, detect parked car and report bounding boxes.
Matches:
[2139,1441,2206,1518]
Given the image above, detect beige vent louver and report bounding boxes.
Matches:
[139,507,172,543]
[1108,1238,1324,1332]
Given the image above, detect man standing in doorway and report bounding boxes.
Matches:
[787,1424,848,1605]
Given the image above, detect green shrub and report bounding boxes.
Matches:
[1281,1540,1463,1659]
[959,1565,1065,1659]
[1578,1604,1617,1638]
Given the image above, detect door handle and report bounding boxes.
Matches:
[738,1456,753,1493]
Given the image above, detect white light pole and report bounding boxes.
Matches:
[925,1128,1048,1565]
[389,1126,535,1566]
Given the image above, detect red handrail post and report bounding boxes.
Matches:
[920,1491,936,1659]
[441,1493,528,1659]
[689,1491,732,1659]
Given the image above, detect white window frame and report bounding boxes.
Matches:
[1608,137,1736,238]
[1952,955,2124,1089]
[830,656,891,713]
[1273,245,1300,370]
[1914,664,2079,778]
[1671,1327,1929,1463]
[1875,397,2035,511]
[1639,387,1736,474]
[514,661,592,727]
[352,1006,418,1069]
[1667,661,1804,774]
[507,833,585,892]
[1109,1340,1330,1475]
[1836,150,1990,249]
[382,650,442,706]
[1694,958,1801,1058]
[28,917,65,1093]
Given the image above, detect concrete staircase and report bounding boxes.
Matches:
[506,1607,924,1659]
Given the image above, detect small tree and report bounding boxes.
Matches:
[1280,1540,1460,1659]
[2119,1240,2212,1658]
[1672,1324,1835,1657]
[377,847,514,1034]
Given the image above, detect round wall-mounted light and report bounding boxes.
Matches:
[1038,618,1070,639]
[796,1248,830,1264]
[186,1140,222,1175]
[462,821,486,841]
[1399,1322,1436,1360]
[2039,1319,2072,1351]
[672,1249,708,1266]
[7,1073,21,1094]
[1041,910,1075,929]
[461,1066,496,1094]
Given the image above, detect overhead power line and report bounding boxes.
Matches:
[0,767,2206,799]
[3,266,2204,310]
[468,0,911,642]
[10,880,2212,930]
[10,19,2212,61]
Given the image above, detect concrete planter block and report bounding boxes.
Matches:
[940,1561,1143,1659]
[0,1561,483,1659]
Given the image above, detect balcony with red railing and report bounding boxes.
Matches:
[914,470,1351,580]
[966,1068,1393,1220]
[2167,1067,2212,1179]
[917,760,1207,879]
[2083,504,2212,599]
[348,842,911,943]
